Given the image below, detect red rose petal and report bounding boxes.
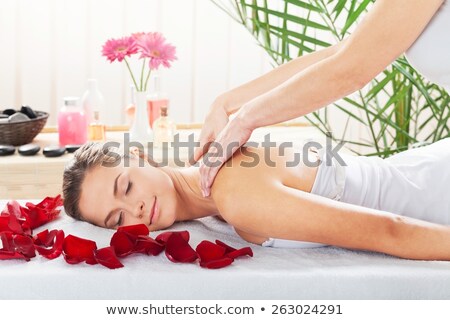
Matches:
[12,234,36,260]
[196,240,226,262]
[215,240,253,259]
[117,224,149,236]
[165,232,198,263]
[1,202,30,235]
[110,230,136,257]
[0,232,34,261]
[0,232,13,252]
[226,247,253,259]
[0,249,30,261]
[0,213,22,234]
[156,230,190,244]
[34,229,65,260]
[200,257,234,269]
[63,234,97,265]
[215,240,236,254]
[94,246,124,269]
[134,235,164,256]
[25,195,63,229]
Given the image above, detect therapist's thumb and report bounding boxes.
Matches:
[191,139,212,165]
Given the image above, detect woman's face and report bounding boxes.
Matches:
[78,153,178,232]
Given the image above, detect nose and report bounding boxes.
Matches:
[125,201,145,226]
[135,201,145,219]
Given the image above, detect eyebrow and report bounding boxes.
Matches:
[104,172,122,227]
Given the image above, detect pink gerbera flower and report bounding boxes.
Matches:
[135,32,177,70]
[101,36,138,63]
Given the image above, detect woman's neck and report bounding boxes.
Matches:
[159,166,220,222]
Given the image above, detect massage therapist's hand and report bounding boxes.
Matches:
[192,100,230,167]
[198,110,254,197]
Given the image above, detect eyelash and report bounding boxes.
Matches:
[116,181,132,227]
[116,212,123,227]
[126,181,132,194]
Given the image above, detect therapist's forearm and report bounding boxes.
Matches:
[237,51,365,129]
[221,42,344,116]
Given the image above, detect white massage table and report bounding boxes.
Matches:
[1,199,450,299]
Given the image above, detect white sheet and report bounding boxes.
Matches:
[2,199,450,299]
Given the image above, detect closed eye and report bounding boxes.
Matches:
[126,181,132,195]
[115,212,123,227]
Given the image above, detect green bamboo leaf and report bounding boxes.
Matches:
[264,23,332,47]
[333,103,368,125]
[331,0,348,20]
[243,3,330,30]
[341,0,373,35]
[365,71,396,100]
[285,0,322,13]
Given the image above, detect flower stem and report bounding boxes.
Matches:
[124,57,139,91]
[140,58,146,92]
[144,68,152,92]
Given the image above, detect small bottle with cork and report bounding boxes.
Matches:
[153,103,176,149]
[88,110,106,141]
[82,78,106,141]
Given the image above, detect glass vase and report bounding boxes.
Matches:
[129,91,153,145]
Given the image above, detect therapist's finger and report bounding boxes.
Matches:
[189,139,211,167]
[200,140,237,197]
[200,156,223,197]
[199,142,220,196]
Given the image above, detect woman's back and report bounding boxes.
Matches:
[211,138,450,248]
[211,144,318,200]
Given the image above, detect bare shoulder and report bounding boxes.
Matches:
[210,146,274,218]
[210,145,317,219]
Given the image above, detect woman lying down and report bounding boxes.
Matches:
[62,138,450,260]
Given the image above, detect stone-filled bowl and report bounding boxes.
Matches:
[0,110,49,146]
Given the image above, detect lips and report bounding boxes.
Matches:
[149,197,157,225]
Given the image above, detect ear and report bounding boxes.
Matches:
[129,146,140,158]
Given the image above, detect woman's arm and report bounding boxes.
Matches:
[216,182,450,261]
[219,39,347,116]
[236,0,445,130]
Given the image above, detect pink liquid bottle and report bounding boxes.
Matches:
[147,74,169,128]
[58,97,88,146]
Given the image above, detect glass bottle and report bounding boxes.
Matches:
[81,79,105,125]
[147,74,168,128]
[124,84,136,125]
[153,104,176,149]
[58,97,87,146]
[88,110,106,141]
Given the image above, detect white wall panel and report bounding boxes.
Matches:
[160,0,195,124]
[17,0,53,122]
[193,0,230,123]
[88,0,126,125]
[0,0,17,109]
[53,0,89,125]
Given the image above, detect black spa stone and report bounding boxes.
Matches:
[65,144,82,153]
[2,109,16,116]
[0,144,16,156]
[20,106,37,119]
[18,144,40,156]
[43,145,66,157]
